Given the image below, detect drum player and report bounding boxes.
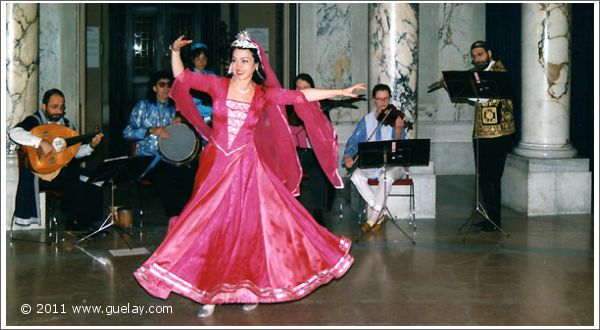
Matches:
[123,70,198,220]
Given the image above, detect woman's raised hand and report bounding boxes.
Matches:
[341,83,367,98]
[170,35,193,52]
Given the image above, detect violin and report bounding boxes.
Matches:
[376,104,405,127]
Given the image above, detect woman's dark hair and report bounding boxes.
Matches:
[372,83,391,97]
[295,73,315,88]
[227,47,266,85]
[147,70,174,105]
[187,46,208,69]
[190,46,207,60]
[42,88,65,105]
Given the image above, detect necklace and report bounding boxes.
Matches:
[233,80,252,94]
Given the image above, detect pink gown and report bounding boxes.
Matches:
[134,70,354,304]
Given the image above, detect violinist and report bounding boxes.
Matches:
[343,83,408,233]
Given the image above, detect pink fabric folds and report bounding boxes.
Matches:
[134,66,354,304]
[135,34,354,305]
[254,37,343,190]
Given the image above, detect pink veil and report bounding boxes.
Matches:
[252,40,303,195]
[253,38,343,192]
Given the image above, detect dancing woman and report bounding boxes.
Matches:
[134,30,366,318]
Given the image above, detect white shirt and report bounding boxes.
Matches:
[9,126,94,159]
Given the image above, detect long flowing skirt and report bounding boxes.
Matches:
[134,141,353,304]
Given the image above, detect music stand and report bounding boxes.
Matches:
[442,70,514,103]
[442,70,512,240]
[76,156,151,245]
[357,139,430,243]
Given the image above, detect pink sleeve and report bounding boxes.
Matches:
[169,69,218,140]
[264,88,307,105]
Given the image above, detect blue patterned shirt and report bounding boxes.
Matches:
[123,99,177,157]
[192,68,216,121]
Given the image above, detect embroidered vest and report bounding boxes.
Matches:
[472,60,516,139]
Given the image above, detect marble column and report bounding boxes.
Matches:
[502,4,590,215]
[5,3,40,228]
[369,3,418,137]
[6,3,39,154]
[367,3,436,219]
[514,3,576,158]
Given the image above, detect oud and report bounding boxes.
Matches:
[21,124,96,180]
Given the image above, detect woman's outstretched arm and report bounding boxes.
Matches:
[300,83,367,102]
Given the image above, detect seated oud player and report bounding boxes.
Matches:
[9,88,104,230]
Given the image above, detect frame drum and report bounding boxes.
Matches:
[158,123,200,166]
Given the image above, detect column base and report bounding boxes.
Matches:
[502,153,591,215]
[513,142,578,159]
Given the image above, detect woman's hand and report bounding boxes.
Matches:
[301,83,367,102]
[170,35,193,52]
[341,83,367,98]
[395,116,405,129]
[344,156,354,169]
[171,35,191,77]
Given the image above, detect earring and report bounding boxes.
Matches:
[255,68,264,80]
[228,63,233,75]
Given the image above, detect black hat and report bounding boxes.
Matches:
[470,40,489,51]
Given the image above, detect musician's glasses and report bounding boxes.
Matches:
[374,97,390,101]
[157,81,172,88]
[48,104,66,111]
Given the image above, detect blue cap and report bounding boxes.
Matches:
[191,42,208,51]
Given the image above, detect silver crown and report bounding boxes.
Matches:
[231,30,258,49]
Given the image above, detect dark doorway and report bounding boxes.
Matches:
[107,4,221,157]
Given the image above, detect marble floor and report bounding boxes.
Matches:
[3,175,596,327]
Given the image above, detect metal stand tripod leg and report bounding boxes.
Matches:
[76,209,134,248]
[76,180,133,248]
[378,163,415,244]
[77,211,114,244]
[380,206,415,244]
[459,137,509,241]
[358,161,416,244]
